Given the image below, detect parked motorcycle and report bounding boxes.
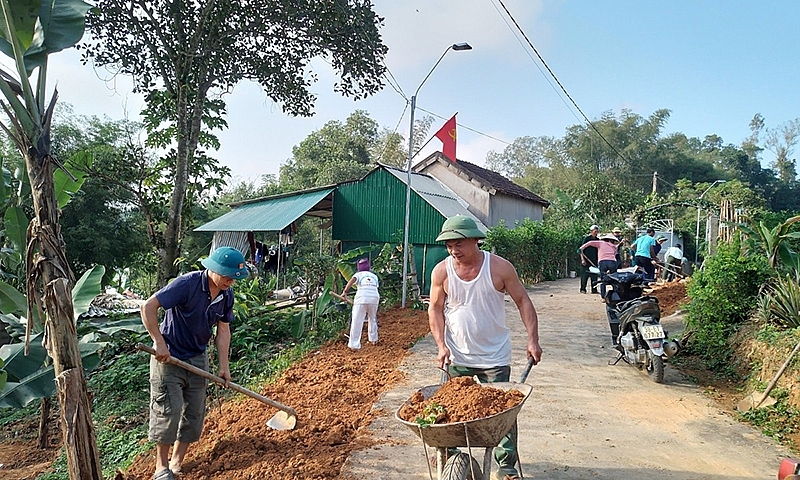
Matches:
[600,271,680,383]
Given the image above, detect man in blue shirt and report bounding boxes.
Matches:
[631,228,657,282]
[141,247,249,480]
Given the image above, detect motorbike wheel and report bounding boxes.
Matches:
[441,452,482,480]
[647,351,665,383]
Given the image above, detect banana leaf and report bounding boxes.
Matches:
[72,264,105,321]
[0,339,104,408]
[0,280,26,315]
[0,332,46,382]
[2,206,26,253]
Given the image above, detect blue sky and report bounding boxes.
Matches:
[34,1,800,183]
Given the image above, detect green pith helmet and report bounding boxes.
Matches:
[436,215,486,242]
[201,247,249,279]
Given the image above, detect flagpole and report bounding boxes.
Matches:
[401,43,472,308]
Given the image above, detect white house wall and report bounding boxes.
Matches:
[422,162,543,228]
[491,194,544,226]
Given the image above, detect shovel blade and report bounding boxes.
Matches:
[266,410,297,430]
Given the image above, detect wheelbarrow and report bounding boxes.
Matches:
[395,381,533,480]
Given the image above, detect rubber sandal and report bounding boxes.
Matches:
[153,468,174,480]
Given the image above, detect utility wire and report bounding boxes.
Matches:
[488,0,584,127]
[495,0,632,164]
[416,106,511,146]
[376,102,409,164]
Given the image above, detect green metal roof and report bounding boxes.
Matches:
[195,188,334,232]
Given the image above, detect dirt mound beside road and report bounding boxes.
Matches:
[120,307,430,480]
[648,280,688,317]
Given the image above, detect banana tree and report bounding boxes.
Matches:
[740,215,800,270]
[0,0,101,478]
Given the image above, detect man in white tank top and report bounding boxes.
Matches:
[428,215,542,480]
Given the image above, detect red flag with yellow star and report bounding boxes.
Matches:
[434,114,457,162]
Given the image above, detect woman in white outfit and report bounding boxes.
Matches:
[342,258,380,350]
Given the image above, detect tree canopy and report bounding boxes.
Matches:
[81,0,388,286]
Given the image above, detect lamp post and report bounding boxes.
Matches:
[401,42,472,307]
[694,180,726,264]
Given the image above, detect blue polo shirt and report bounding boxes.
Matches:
[633,234,656,258]
[156,270,234,360]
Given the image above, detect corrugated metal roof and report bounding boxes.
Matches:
[414,152,551,206]
[195,188,334,232]
[383,165,488,233]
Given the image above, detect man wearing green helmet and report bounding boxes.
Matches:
[141,246,249,480]
[428,215,542,480]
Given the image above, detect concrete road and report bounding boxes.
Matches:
[344,278,790,479]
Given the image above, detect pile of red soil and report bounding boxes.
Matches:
[119,307,431,480]
[397,376,524,424]
[649,281,688,317]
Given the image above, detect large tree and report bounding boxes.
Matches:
[82,0,388,286]
[280,110,381,189]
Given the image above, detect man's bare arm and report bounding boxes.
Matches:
[215,321,231,387]
[141,295,169,362]
[427,261,451,368]
[495,256,542,363]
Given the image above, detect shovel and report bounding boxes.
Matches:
[330,291,353,305]
[136,344,297,430]
[737,338,800,412]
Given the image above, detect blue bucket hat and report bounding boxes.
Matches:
[201,247,249,279]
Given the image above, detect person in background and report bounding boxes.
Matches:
[428,215,542,480]
[612,227,630,268]
[662,243,683,281]
[341,257,380,350]
[141,247,249,480]
[580,233,620,302]
[631,228,658,282]
[579,225,600,294]
[653,236,668,279]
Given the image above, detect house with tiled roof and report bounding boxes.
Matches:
[413,151,550,228]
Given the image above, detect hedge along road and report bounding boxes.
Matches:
[344,278,791,480]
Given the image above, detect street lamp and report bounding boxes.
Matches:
[401,42,472,307]
[694,180,726,264]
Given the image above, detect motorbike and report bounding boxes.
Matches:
[599,270,680,383]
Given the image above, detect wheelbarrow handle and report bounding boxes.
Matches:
[135,343,296,418]
[519,357,536,383]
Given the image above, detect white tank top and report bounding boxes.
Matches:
[444,251,511,367]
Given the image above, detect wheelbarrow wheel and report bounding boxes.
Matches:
[442,452,482,480]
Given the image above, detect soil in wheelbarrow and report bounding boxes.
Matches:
[397,376,524,424]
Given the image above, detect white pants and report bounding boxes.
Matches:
[348,301,378,350]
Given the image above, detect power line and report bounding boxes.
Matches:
[488,0,584,127]
[376,102,409,163]
[494,0,632,165]
[415,106,511,147]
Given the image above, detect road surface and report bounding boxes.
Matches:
[345,278,790,480]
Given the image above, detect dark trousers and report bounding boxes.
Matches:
[597,260,617,298]
[636,255,655,281]
[580,264,598,292]
[448,365,518,478]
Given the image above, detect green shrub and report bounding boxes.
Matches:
[484,219,583,283]
[684,241,771,372]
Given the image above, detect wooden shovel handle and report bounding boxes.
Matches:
[330,291,353,304]
[135,343,296,417]
[757,338,800,407]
